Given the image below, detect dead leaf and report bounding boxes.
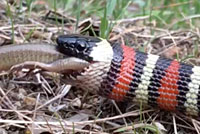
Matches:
[163,46,181,59]
[24,97,36,106]
[154,122,166,131]
[71,98,81,108]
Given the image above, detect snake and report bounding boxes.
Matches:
[56,34,200,116]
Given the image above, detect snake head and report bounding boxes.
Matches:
[56,34,114,91]
[56,34,113,63]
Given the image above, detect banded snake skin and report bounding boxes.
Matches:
[56,34,200,116]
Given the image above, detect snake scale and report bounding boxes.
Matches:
[56,34,200,116]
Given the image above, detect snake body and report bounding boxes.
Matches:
[57,35,200,116]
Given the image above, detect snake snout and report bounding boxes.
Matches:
[56,35,97,62]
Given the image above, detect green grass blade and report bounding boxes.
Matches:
[100,6,108,39]
[106,0,117,17]
[75,0,81,32]
[6,2,15,43]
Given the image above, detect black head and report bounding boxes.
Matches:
[56,34,101,62]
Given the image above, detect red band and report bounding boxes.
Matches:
[110,45,135,101]
[157,60,180,110]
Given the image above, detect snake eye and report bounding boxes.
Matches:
[76,40,86,52]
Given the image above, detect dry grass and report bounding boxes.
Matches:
[0,0,200,134]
